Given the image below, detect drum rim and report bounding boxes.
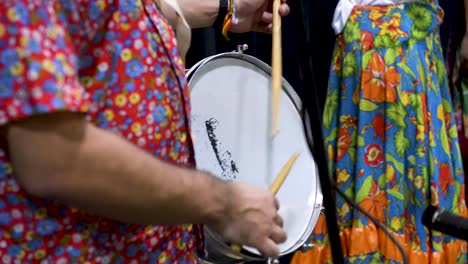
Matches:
[187,51,323,258]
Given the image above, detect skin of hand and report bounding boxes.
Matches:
[209,181,287,257]
[230,0,290,33]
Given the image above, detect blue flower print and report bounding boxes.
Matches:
[155,63,162,75]
[80,55,95,69]
[125,82,135,92]
[43,80,58,94]
[27,239,43,251]
[68,247,81,258]
[153,105,166,123]
[119,0,136,13]
[98,233,109,244]
[0,212,12,225]
[28,39,41,53]
[131,30,140,39]
[51,98,65,109]
[56,36,66,49]
[15,3,30,24]
[55,246,65,256]
[36,219,59,236]
[1,48,19,66]
[6,194,19,205]
[7,245,21,257]
[89,2,100,20]
[126,244,137,257]
[125,60,144,78]
[0,162,7,179]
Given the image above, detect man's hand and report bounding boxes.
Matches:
[230,0,290,33]
[208,182,287,257]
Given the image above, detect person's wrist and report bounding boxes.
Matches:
[198,172,230,226]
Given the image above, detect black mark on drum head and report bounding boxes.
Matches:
[205,118,239,180]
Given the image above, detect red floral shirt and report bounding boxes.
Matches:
[0,0,202,263]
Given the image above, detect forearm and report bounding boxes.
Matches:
[6,112,227,226]
[177,0,219,28]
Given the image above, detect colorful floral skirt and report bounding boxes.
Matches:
[292,2,468,263]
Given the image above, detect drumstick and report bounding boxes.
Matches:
[231,151,301,253]
[271,0,282,137]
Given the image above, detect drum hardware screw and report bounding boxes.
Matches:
[300,243,315,253]
[320,206,326,215]
[267,258,279,264]
[236,44,249,53]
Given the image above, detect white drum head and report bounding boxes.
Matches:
[189,53,322,256]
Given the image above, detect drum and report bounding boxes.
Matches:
[188,50,323,263]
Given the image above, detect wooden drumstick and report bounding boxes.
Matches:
[231,151,301,253]
[271,0,282,137]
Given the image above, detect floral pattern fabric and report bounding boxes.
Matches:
[0,0,202,263]
[292,2,468,264]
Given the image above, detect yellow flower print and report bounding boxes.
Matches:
[336,169,351,184]
[177,239,185,250]
[177,132,187,143]
[437,104,444,121]
[63,62,74,75]
[339,203,350,220]
[154,133,162,140]
[121,49,132,62]
[131,122,141,133]
[10,63,24,75]
[103,109,114,121]
[390,216,402,232]
[17,250,26,259]
[121,23,131,31]
[115,94,127,107]
[169,150,178,160]
[340,115,358,128]
[129,93,141,104]
[349,10,362,23]
[401,91,411,106]
[0,24,5,37]
[416,125,425,141]
[35,208,47,219]
[20,36,29,47]
[414,176,424,189]
[159,252,168,262]
[34,249,46,260]
[96,0,106,10]
[26,231,34,241]
[7,8,19,21]
[5,163,12,174]
[379,15,408,40]
[42,59,55,73]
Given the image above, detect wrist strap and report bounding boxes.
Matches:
[221,0,234,40]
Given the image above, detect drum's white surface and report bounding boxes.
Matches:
[189,55,321,256]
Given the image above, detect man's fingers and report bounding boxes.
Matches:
[257,238,280,258]
[262,12,273,24]
[279,3,290,16]
[270,225,287,244]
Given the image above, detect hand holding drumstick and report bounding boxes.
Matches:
[231,151,301,255]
